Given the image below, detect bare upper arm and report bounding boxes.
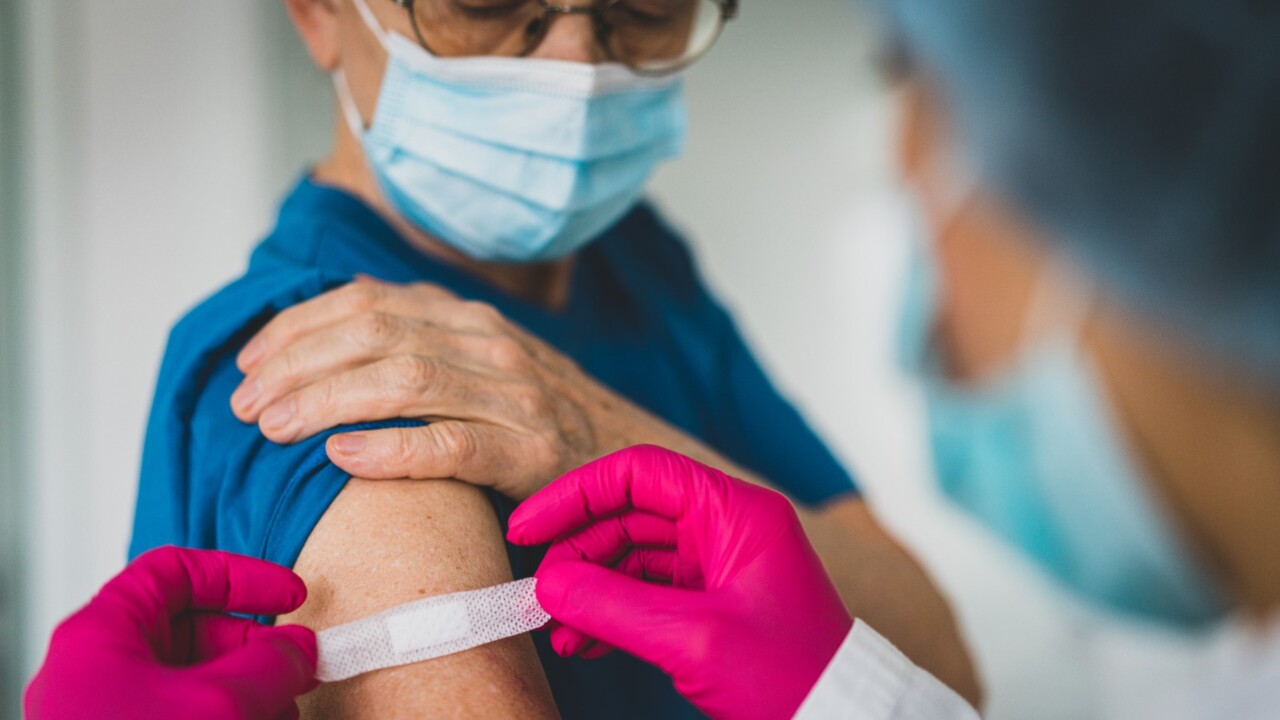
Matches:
[278,477,559,719]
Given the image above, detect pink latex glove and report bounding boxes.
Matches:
[508,445,853,720]
[25,546,319,720]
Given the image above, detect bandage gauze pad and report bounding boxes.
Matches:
[316,578,550,682]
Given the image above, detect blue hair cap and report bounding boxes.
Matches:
[882,0,1280,382]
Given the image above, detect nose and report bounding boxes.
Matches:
[526,6,609,64]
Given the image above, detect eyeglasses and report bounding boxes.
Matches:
[391,0,738,76]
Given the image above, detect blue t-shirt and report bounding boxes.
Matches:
[130,178,858,719]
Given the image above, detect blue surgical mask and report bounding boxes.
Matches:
[336,0,686,263]
[896,239,1231,629]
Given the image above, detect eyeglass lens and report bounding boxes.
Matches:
[405,0,730,72]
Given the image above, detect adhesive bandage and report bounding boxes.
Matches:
[316,578,551,682]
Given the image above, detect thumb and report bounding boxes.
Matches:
[203,624,318,715]
[536,562,704,674]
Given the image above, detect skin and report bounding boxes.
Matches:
[900,76,1280,626]
[268,0,984,711]
[279,479,558,718]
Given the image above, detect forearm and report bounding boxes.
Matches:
[804,500,983,710]
[616,410,982,708]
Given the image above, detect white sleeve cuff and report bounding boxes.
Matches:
[793,622,980,720]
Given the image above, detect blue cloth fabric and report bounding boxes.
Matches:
[880,0,1280,384]
[130,178,858,720]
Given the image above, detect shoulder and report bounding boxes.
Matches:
[167,269,330,358]
[157,261,349,427]
[134,262,358,564]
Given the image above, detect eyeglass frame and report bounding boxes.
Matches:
[390,0,739,76]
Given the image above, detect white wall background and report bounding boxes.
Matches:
[1,0,28,712]
[7,1,1230,718]
[14,4,288,715]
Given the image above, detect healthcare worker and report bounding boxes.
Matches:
[505,0,1280,717]
[24,547,318,719]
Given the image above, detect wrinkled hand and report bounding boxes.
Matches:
[25,546,318,720]
[231,277,651,500]
[508,446,853,720]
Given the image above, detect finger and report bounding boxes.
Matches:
[534,561,704,671]
[203,625,319,715]
[234,314,464,421]
[326,421,510,485]
[509,445,729,545]
[238,280,458,373]
[580,641,615,660]
[549,624,598,657]
[257,355,499,444]
[186,614,281,661]
[615,548,678,584]
[542,543,674,660]
[549,512,676,563]
[99,548,308,634]
[551,629,616,661]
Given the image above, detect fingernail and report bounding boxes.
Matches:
[261,398,296,433]
[506,527,524,545]
[277,624,319,665]
[552,630,575,657]
[534,566,568,610]
[239,337,265,369]
[505,513,531,544]
[330,433,366,455]
[287,572,309,607]
[231,380,261,413]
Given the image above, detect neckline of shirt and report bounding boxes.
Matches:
[283,175,603,339]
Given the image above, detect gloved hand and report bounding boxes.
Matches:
[508,445,853,720]
[25,546,319,720]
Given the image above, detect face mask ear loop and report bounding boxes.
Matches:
[1019,253,1097,355]
[351,0,392,49]
[332,70,369,137]
[334,0,392,137]
[913,142,980,362]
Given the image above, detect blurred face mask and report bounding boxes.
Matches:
[895,157,1230,628]
[335,0,687,262]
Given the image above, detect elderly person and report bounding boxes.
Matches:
[129,0,976,717]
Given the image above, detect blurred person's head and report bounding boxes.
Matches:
[884,0,1280,629]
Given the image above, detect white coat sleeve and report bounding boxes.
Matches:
[793,622,980,720]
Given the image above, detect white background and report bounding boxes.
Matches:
[5,0,1225,717]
